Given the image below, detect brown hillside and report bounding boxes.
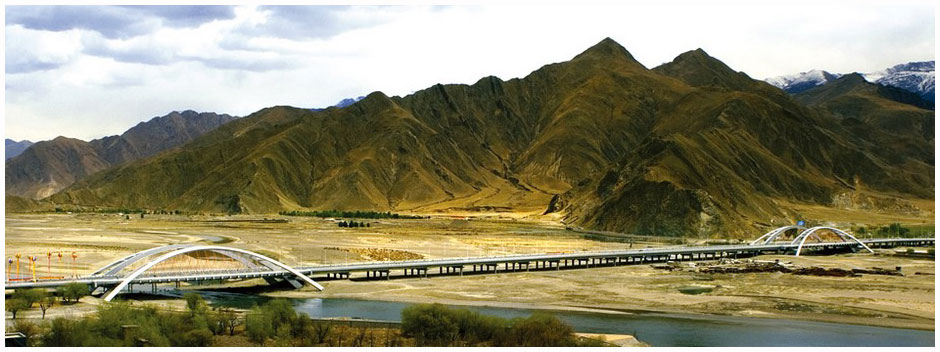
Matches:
[49,38,934,237]
[5,110,236,199]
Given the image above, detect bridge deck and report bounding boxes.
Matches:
[4,237,933,290]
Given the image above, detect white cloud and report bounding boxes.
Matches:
[4,2,935,142]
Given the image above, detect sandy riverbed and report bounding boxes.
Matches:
[5,213,934,331]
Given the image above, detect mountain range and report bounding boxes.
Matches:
[311,96,366,111]
[6,110,236,199]
[5,139,33,160]
[767,61,935,101]
[36,38,932,238]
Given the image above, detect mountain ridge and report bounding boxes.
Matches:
[767,61,935,101]
[41,38,934,238]
[6,110,237,199]
[5,139,34,160]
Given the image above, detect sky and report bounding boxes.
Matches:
[3,2,936,142]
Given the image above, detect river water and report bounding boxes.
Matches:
[196,292,933,347]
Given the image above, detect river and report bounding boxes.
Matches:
[195,291,933,347]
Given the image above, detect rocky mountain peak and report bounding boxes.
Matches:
[572,37,642,67]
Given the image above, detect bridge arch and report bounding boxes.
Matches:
[750,225,807,245]
[92,244,195,276]
[792,226,873,256]
[103,245,322,301]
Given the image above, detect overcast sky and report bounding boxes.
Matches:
[4,2,935,142]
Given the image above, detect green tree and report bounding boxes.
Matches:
[218,307,241,335]
[401,303,460,346]
[452,308,507,345]
[39,295,56,319]
[14,288,45,308]
[311,321,333,344]
[291,312,312,345]
[183,292,208,318]
[6,298,29,319]
[57,283,90,303]
[245,306,273,346]
[206,308,226,335]
[262,299,295,334]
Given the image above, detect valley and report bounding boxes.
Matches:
[4,212,935,333]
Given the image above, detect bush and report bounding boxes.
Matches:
[181,329,213,347]
[401,303,460,346]
[400,303,581,347]
[877,223,911,238]
[40,296,225,347]
[503,313,576,347]
[13,319,42,346]
[42,318,85,346]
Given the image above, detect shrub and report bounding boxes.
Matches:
[400,303,580,347]
[503,313,576,347]
[401,303,459,346]
[181,329,213,347]
[14,319,42,346]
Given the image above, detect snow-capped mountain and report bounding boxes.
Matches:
[309,96,366,111]
[765,70,842,94]
[766,61,934,101]
[863,61,934,102]
[333,96,366,108]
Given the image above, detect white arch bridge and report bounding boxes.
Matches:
[4,228,932,300]
[750,226,875,256]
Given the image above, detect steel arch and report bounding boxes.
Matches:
[103,245,322,301]
[750,225,807,245]
[92,244,195,276]
[793,226,874,256]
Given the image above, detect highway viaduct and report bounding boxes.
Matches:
[4,226,934,301]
